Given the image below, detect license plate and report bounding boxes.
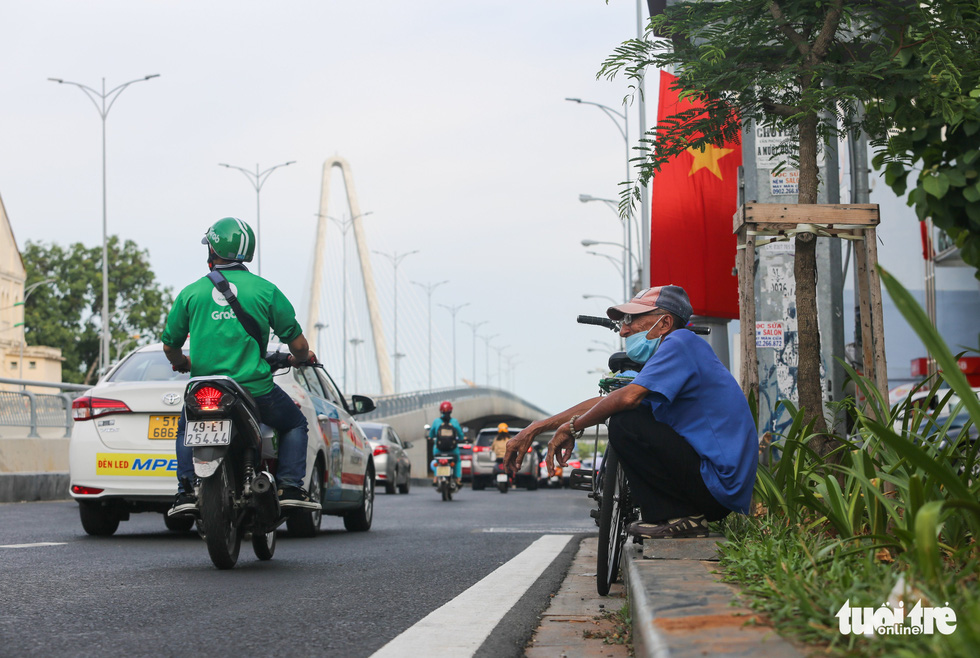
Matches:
[435,466,451,477]
[461,459,471,468]
[147,415,179,440]
[496,473,508,483]
[184,420,232,446]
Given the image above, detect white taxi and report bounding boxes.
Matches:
[68,343,377,537]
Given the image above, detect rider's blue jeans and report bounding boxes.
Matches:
[175,383,309,490]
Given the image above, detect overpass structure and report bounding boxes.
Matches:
[359,386,551,478]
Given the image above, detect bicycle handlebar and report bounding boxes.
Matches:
[576,314,711,335]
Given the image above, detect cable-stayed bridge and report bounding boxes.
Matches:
[304,157,549,441]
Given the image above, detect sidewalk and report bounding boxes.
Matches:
[528,535,802,657]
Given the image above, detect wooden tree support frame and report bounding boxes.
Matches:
[733,203,888,414]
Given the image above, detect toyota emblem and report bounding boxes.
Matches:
[162,393,182,406]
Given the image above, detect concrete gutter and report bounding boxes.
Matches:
[625,536,803,657]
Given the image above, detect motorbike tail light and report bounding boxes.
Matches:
[71,396,132,420]
[373,446,388,456]
[193,386,224,411]
[437,458,450,465]
[71,485,104,495]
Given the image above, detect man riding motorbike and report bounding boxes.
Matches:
[490,423,510,465]
[428,401,464,486]
[162,217,320,517]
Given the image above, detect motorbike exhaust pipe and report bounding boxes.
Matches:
[251,471,280,527]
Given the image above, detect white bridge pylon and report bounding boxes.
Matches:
[307,156,394,395]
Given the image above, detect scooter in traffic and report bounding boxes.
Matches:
[432,455,459,501]
[492,460,512,493]
[183,351,298,569]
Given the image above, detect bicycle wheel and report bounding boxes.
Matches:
[595,447,627,596]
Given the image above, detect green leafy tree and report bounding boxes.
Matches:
[869,1,980,274]
[22,236,173,384]
[600,0,966,451]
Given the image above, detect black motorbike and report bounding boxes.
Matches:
[183,351,295,569]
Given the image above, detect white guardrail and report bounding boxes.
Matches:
[0,378,90,438]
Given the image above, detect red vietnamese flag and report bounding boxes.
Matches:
[650,71,741,319]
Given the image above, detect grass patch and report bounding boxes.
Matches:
[583,600,633,654]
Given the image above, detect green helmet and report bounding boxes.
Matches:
[202,217,255,262]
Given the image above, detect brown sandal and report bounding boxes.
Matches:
[628,515,709,539]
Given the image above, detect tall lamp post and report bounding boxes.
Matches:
[461,320,487,385]
[326,211,373,390]
[480,333,499,387]
[439,302,469,388]
[314,322,327,361]
[218,160,296,277]
[566,97,634,289]
[582,238,641,301]
[14,279,56,386]
[49,73,160,376]
[412,280,448,390]
[349,338,364,392]
[581,194,639,294]
[373,249,419,393]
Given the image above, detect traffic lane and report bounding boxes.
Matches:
[0,488,595,657]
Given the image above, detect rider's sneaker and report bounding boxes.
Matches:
[168,490,198,518]
[278,486,321,510]
[627,515,708,539]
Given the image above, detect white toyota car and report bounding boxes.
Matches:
[69,343,377,537]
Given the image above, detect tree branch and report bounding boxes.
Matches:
[811,0,845,60]
[768,0,810,57]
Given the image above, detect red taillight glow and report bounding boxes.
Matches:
[71,485,104,495]
[373,446,389,456]
[472,446,487,453]
[71,396,132,421]
[194,386,223,411]
[437,458,450,465]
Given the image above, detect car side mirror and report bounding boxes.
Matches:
[350,394,376,415]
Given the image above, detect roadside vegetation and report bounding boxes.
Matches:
[718,268,980,655]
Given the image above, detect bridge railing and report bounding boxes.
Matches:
[358,385,550,420]
[0,378,90,438]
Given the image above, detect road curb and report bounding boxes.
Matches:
[0,472,70,503]
[625,536,803,657]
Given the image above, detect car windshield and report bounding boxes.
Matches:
[361,426,384,441]
[109,351,190,383]
[475,431,517,447]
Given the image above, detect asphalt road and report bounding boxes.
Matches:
[0,485,596,657]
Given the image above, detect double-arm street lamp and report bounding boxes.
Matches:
[325,211,373,390]
[374,249,419,393]
[439,302,469,388]
[218,160,296,276]
[412,280,449,390]
[580,193,639,294]
[49,73,160,376]
[461,320,487,385]
[480,333,499,388]
[349,338,365,392]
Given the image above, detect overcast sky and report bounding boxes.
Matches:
[2,1,972,414]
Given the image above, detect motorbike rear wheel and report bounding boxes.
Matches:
[497,481,509,493]
[596,447,628,596]
[200,459,242,570]
[440,480,450,501]
[251,527,276,561]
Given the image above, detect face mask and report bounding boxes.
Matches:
[624,316,665,363]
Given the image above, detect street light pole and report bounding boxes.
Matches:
[582,238,641,302]
[326,211,373,390]
[438,302,469,388]
[219,160,296,277]
[580,194,638,294]
[14,279,56,387]
[480,333,499,387]
[413,280,449,390]
[461,320,487,385]
[566,97,634,292]
[373,249,419,393]
[49,73,160,376]
[349,338,364,392]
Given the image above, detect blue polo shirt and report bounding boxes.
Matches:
[631,329,758,514]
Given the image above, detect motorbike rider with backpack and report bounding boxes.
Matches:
[162,217,320,517]
[428,401,464,486]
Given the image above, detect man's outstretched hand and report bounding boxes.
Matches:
[172,355,191,373]
[545,424,576,477]
[504,426,538,476]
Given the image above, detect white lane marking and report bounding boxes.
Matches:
[371,534,573,657]
[0,542,67,549]
[478,527,596,534]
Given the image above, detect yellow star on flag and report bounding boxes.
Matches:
[686,144,735,180]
